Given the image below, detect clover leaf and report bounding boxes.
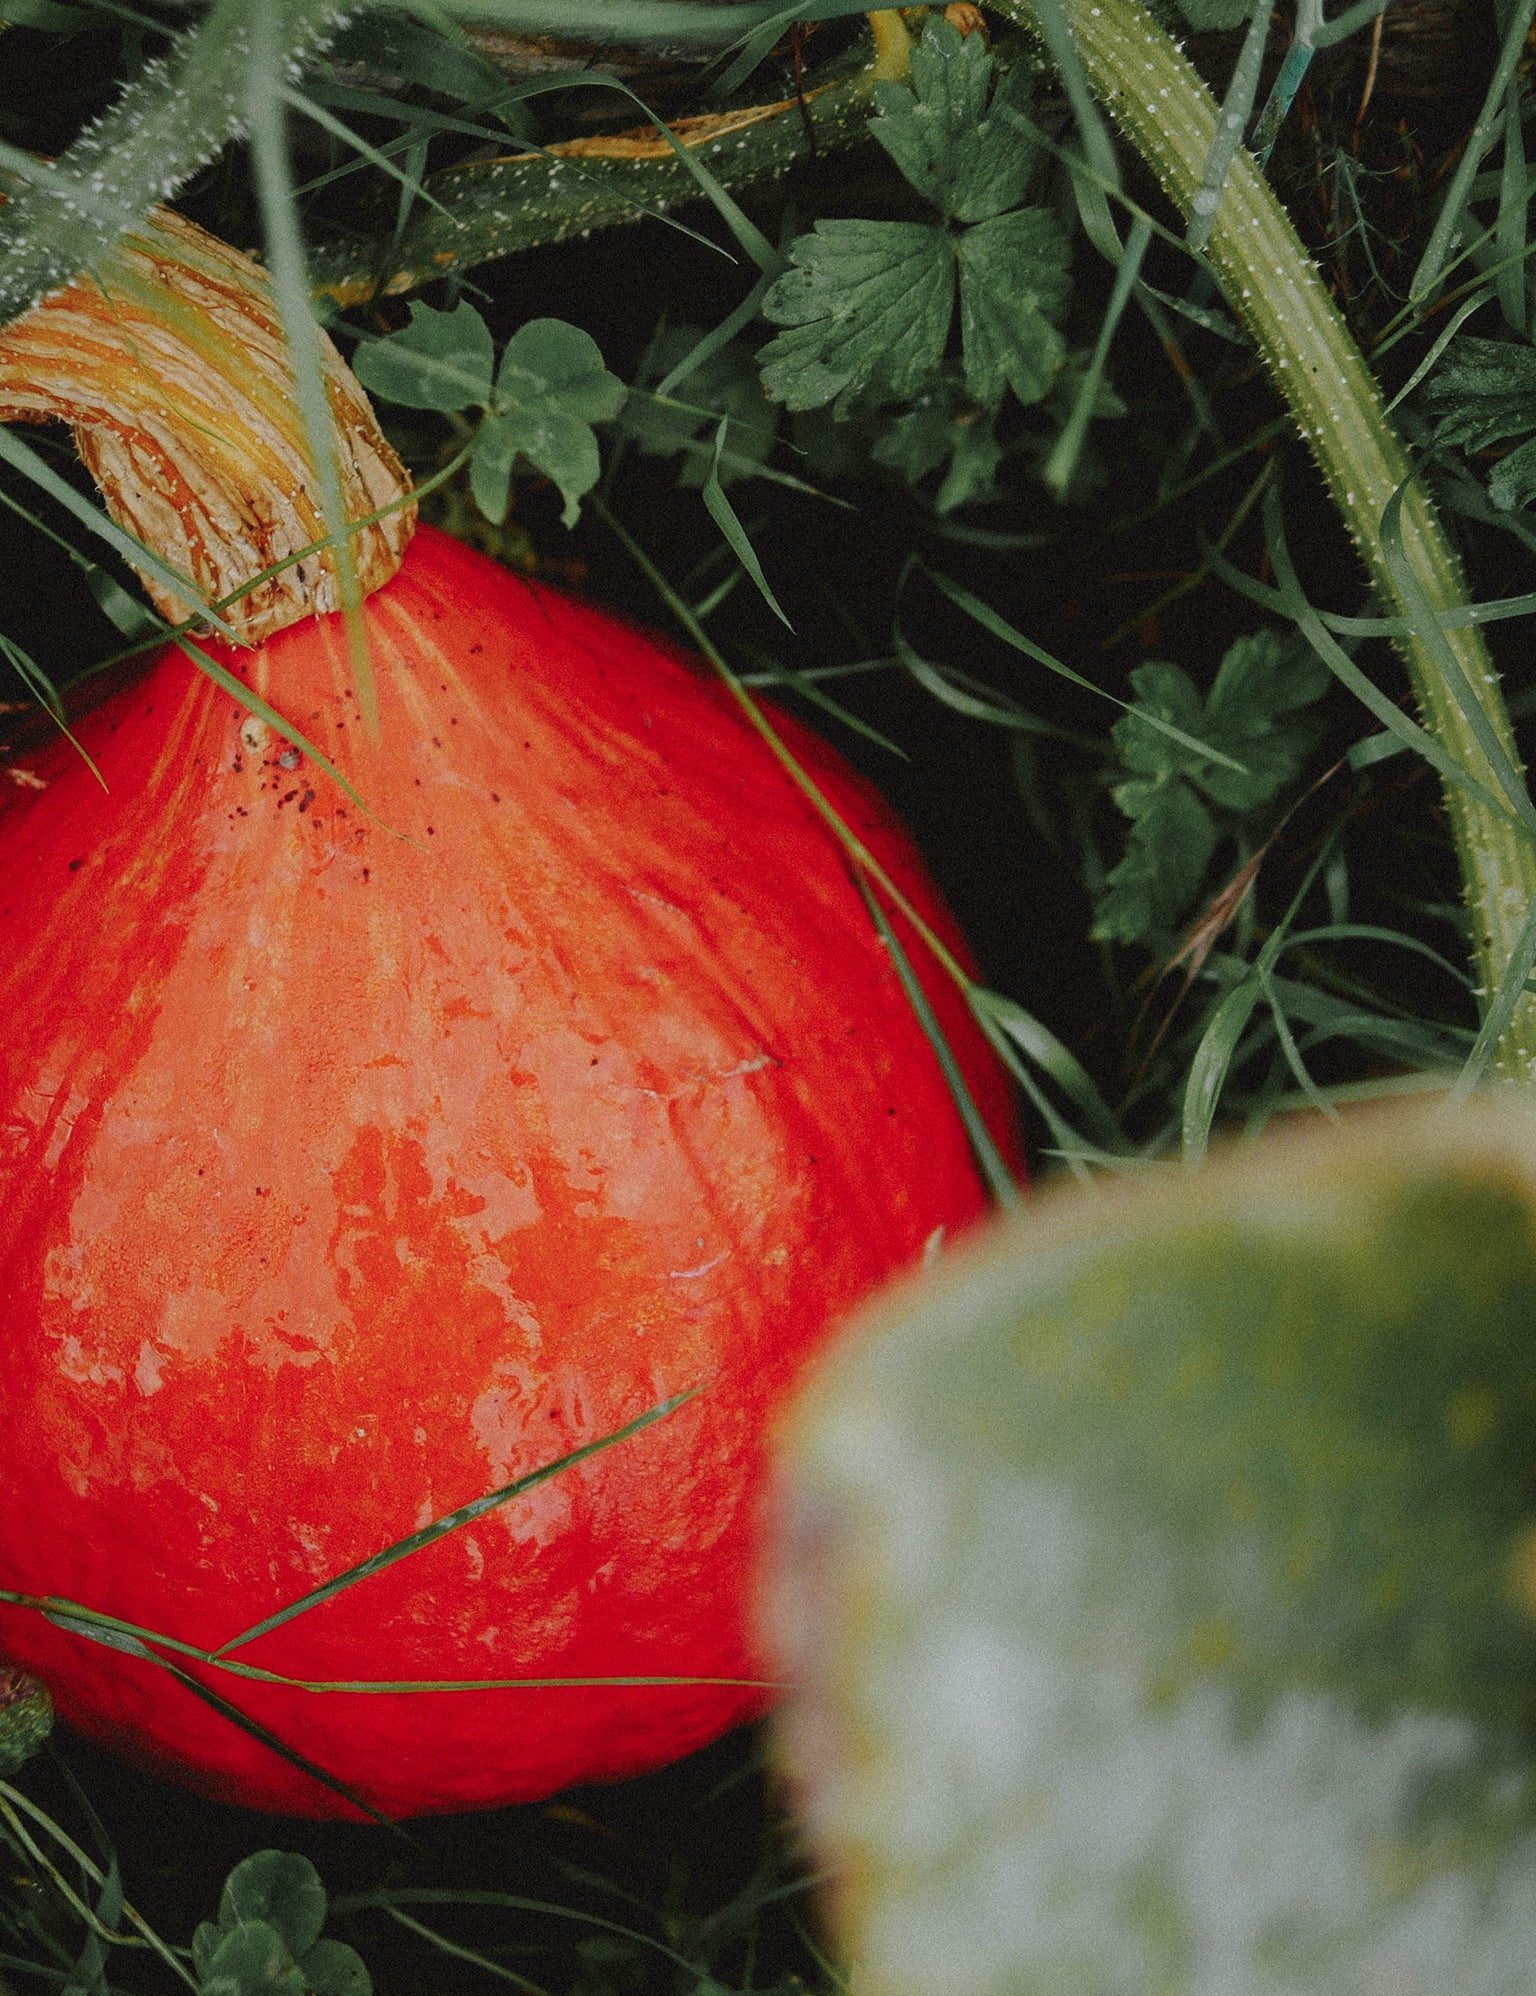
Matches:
[353,304,624,528]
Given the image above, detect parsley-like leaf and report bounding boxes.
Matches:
[475,318,626,529]
[956,207,1071,408]
[870,19,1040,225]
[352,299,494,412]
[872,375,1003,512]
[759,220,955,415]
[1095,633,1329,947]
[1421,335,1536,512]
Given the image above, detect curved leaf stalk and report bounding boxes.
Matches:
[997,0,1536,1084]
[307,46,888,306]
[0,0,355,329]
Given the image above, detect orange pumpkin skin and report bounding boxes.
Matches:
[0,525,1017,1818]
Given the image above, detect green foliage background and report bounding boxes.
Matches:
[3,0,1536,1988]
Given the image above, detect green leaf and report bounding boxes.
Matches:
[767,1102,1536,1996]
[955,207,1071,408]
[870,19,1040,224]
[295,1939,371,1996]
[1093,771,1217,945]
[1095,636,1329,944]
[219,1853,327,1962]
[1422,336,1536,454]
[351,300,494,412]
[1489,434,1536,512]
[199,1920,307,1996]
[871,376,1003,512]
[488,317,627,528]
[759,220,956,415]
[1198,627,1331,808]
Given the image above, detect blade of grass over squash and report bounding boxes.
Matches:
[172,636,377,824]
[855,879,1020,1213]
[283,86,457,222]
[212,1392,698,1657]
[0,635,105,788]
[915,564,1250,772]
[247,0,376,735]
[8,1588,776,1695]
[701,423,793,630]
[0,429,240,646]
[708,0,887,96]
[592,495,977,996]
[1022,0,1120,194]
[152,1662,406,1832]
[1185,0,1269,253]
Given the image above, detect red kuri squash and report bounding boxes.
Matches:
[0,216,1019,1819]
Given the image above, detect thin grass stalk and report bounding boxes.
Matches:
[998,0,1536,1084]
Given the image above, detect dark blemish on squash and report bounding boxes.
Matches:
[68,859,82,871]
[362,868,371,881]
[432,737,442,749]
[426,826,435,835]
[469,643,482,654]
[298,789,315,814]
[278,790,298,807]
[490,793,501,804]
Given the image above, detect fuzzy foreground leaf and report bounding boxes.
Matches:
[765,1100,1536,1996]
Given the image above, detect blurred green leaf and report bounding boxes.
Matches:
[768,1103,1536,1996]
[1422,336,1536,511]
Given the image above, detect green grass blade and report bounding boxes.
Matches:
[917,565,1250,771]
[0,429,239,645]
[211,1392,697,1656]
[701,422,793,629]
[855,878,1020,1213]
[1409,0,1536,303]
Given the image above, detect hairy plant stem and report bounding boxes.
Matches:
[997,0,1536,1084]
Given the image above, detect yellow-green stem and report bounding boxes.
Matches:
[999,0,1536,1083]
